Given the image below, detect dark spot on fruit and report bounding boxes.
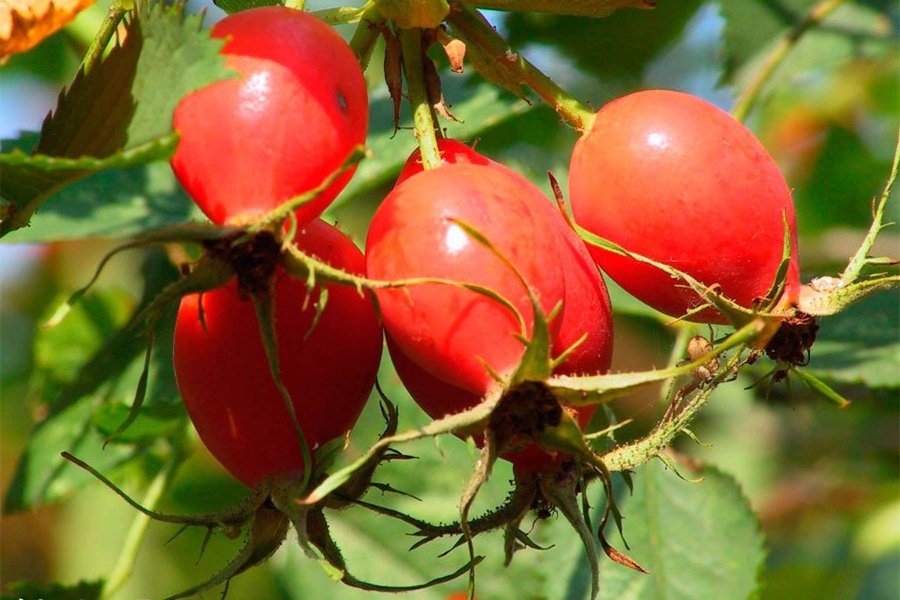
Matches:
[336,89,348,115]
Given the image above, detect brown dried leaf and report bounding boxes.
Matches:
[381,25,402,136]
[0,0,99,59]
[442,36,466,73]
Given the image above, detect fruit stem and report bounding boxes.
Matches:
[447,4,595,132]
[348,7,383,71]
[80,0,130,76]
[101,439,188,599]
[399,27,443,169]
[731,0,849,122]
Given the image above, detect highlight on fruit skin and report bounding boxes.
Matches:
[170,6,369,226]
[569,89,801,324]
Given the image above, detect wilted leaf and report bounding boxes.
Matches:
[0,0,98,60]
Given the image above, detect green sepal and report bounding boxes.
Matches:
[548,320,762,407]
[793,368,851,408]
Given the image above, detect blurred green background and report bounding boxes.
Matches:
[1,1,898,599]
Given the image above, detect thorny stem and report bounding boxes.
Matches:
[347,6,383,71]
[399,28,443,169]
[102,441,189,599]
[312,2,376,25]
[601,352,745,473]
[842,128,900,283]
[80,0,130,75]
[731,0,849,122]
[448,4,595,131]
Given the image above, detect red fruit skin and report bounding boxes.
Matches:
[569,89,800,324]
[366,163,569,396]
[384,143,615,473]
[173,220,382,488]
[396,140,614,375]
[395,139,492,185]
[171,7,368,225]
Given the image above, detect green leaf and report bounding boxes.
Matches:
[503,1,703,85]
[2,580,103,600]
[0,161,203,243]
[806,289,900,389]
[0,0,235,236]
[3,250,183,513]
[472,0,655,17]
[93,401,186,443]
[584,460,765,600]
[215,0,281,16]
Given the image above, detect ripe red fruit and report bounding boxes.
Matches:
[569,89,800,323]
[395,139,492,185]
[385,143,614,473]
[366,163,569,396]
[173,220,382,488]
[171,7,368,225]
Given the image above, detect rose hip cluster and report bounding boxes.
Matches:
[169,6,798,493]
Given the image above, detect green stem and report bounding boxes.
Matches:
[399,28,442,169]
[841,127,900,284]
[732,0,849,122]
[448,4,594,131]
[102,443,187,599]
[80,0,130,76]
[601,351,745,473]
[285,0,306,11]
[659,324,693,406]
[347,6,383,71]
[312,3,377,25]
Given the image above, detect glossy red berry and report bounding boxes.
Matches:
[569,89,800,323]
[366,162,569,396]
[379,145,614,473]
[173,220,382,488]
[171,7,368,225]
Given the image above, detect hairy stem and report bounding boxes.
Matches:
[601,352,744,473]
[448,4,595,131]
[80,0,130,75]
[399,28,442,169]
[732,0,849,122]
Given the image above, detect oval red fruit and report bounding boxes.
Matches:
[171,7,368,225]
[386,143,614,472]
[366,163,569,396]
[569,89,800,323]
[173,220,382,488]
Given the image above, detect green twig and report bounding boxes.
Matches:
[347,6,383,71]
[448,4,595,131]
[601,351,745,473]
[399,28,442,169]
[732,0,849,122]
[80,0,131,75]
